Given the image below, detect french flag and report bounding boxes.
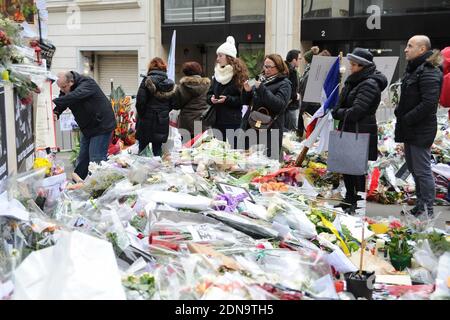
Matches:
[305,57,341,138]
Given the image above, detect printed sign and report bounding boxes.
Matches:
[14,93,35,172]
[0,87,8,182]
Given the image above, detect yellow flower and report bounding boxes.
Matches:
[34,158,52,176]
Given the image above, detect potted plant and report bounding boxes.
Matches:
[388,224,413,271]
[344,217,376,300]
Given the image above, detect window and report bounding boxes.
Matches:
[164,0,193,23]
[163,0,226,23]
[230,0,265,22]
[194,0,225,22]
[302,0,349,19]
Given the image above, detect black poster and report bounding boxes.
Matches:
[0,87,7,182]
[14,92,34,172]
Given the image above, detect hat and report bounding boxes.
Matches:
[347,48,374,66]
[304,46,320,64]
[217,36,237,59]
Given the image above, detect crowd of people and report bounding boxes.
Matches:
[52,34,449,217]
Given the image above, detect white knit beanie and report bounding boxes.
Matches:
[216,36,237,58]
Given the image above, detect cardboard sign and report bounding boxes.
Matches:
[342,56,399,99]
[303,56,338,103]
[304,56,399,103]
[35,81,57,149]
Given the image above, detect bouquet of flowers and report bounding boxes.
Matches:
[0,17,40,104]
[110,86,136,154]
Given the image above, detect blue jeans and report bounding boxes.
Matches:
[75,132,112,180]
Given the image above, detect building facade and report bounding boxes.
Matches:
[301,0,450,80]
[47,0,450,95]
[47,0,162,96]
[47,0,302,95]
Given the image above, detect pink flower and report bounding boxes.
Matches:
[389,220,403,230]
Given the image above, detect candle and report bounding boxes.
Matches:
[376,239,385,251]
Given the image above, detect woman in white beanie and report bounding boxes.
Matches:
[206,36,249,147]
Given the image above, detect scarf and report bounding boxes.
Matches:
[339,64,377,107]
[407,51,433,73]
[259,74,281,85]
[214,64,234,85]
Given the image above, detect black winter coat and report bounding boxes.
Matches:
[332,65,388,161]
[53,72,116,138]
[395,51,443,148]
[286,62,300,110]
[207,78,243,127]
[175,76,211,136]
[135,71,177,144]
[242,75,292,159]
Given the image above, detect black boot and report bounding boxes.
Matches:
[334,195,353,210]
[345,203,357,215]
[334,201,351,210]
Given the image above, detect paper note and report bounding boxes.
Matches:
[326,249,358,273]
[339,215,374,242]
[376,275,412,286]
[59,112,77,132]
[37,173,67,202]
[0,192,30,221]
[180,165,195,174]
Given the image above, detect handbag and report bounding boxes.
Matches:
[327,113,370,176]
[200,105,216,128]
[248,107,275,130]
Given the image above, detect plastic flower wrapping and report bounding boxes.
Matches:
[0,126,449,300]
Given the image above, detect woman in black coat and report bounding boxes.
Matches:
[242,54,292,161]
[332,48,388,214]
[207,36,249,146]
[136,57,177,156]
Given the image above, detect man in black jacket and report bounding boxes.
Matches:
[53,71,116,180]
[395,36,443,217]
[284,50,301,132]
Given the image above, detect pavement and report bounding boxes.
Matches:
[56,152,449,230]
[365,202,449,230]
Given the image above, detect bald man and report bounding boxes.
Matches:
[395,35,443,217]
[53,71,116,180]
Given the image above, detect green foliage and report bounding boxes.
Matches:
[413,231,450,257]
[123,273,156,299]
[71,132,80,167]
[240,49,265,79]
[1,16,38,101]
[130,214,148,233]
[388,227,413,257]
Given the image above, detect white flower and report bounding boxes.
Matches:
[319,232,337,243]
